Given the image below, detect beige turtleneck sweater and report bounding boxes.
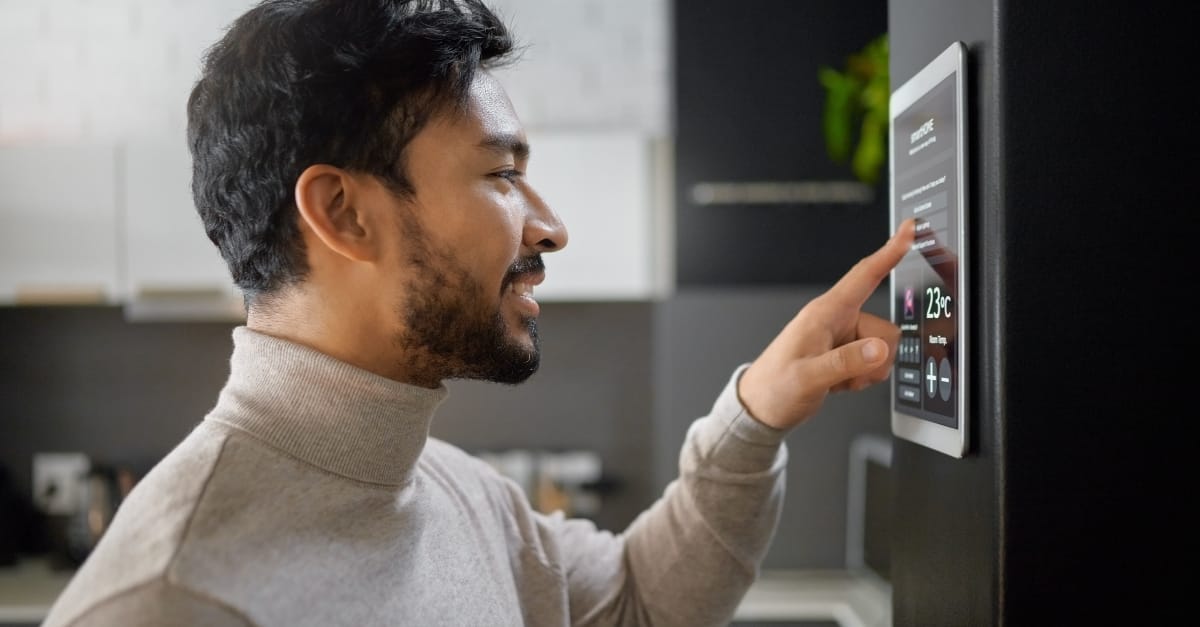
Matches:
[42,327,788,627]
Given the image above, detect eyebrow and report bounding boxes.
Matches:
[477,132,530,161]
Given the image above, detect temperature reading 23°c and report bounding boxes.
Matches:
[925,286,952,319]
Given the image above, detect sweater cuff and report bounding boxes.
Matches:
[692,364,788,474]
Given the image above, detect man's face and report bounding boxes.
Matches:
[375,71,568,385]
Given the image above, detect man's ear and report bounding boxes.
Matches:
[294,164,375,262]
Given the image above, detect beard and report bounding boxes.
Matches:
[394,248,543,386]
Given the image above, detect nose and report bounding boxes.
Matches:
[523,185,569,253]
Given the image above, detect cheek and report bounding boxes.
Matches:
[452,191,525,289]
[479,189,524,240]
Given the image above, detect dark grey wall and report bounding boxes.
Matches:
[0,303,655,540]
[992,3,1188,625]
[0,306,239,494]
[887,2,998,625]
[888,1,1190,625]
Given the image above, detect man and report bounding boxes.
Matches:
[42,1,914,625]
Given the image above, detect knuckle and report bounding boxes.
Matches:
[828,348,850,375]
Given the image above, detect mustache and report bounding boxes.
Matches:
[501,255,545,289]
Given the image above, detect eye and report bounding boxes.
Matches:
[492,168,523,183]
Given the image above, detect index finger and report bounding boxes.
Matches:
[826,218,916,308]
[916,225,958,292]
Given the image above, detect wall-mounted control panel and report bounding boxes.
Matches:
[889,41,970,458]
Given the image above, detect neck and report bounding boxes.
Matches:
[246,293,442,389]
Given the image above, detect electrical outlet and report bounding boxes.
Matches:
[32,452,90,515]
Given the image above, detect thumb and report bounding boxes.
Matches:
[809,338,890,389]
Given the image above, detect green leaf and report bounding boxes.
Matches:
[818,33,889,184]
[819,67,856,163]
[853,107,887,185]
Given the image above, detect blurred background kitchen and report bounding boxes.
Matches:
[1,0,896,624]
[4,1,1190,626]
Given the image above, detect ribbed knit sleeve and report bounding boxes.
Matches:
[549,364,788,627]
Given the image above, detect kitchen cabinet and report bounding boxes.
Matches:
[0,131,666,313]
[0,143,121,304]
[524,130,668,301]
[672,0,888,287]
[121,130,668,307]
[120,139,243,321]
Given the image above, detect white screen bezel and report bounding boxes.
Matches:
[889,41,970,458]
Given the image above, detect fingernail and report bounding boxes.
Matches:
[862,340,882,362]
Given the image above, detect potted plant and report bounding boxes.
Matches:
[818,34,889,186]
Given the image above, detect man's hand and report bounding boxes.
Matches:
[737,219,916,430]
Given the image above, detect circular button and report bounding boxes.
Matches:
[939,357,952,402]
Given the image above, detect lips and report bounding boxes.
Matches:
[501,255,545,295]
[507,270,544,296]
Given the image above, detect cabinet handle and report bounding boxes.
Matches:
[14,284,108,305]
[124,286,245,322]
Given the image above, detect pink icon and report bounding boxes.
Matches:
[903,287,915,319]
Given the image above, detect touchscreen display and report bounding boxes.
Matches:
[889,41,968,456]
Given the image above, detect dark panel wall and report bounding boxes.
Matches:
[0,307,238,493]
[887,2,998,625]
[673,0,889,286]
[994,4,1188,626]
[888,1,1191,625]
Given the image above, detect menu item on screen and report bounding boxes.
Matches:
[889,41,969,458]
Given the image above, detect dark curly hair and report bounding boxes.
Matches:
[186,0,518,303]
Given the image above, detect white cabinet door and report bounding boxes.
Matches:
[0,132,668,310]
[0,143,121,304]
[525,131,668,301]
[121,140,244,320]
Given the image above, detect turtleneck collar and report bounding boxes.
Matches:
[204,326,449,486]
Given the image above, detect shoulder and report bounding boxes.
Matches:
[420,439,576,575]
[421,438,514,488]
[420,438,534,516]
[43,422,240,627]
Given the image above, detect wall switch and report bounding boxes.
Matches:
[32,452,90,515]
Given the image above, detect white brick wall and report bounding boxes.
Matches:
[0,0,669,142]
[488,0,669,134]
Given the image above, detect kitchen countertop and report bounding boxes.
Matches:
[0,558,890,626]
[734,569,891,627]
[0,558,74,624]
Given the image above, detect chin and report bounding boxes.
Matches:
[496,317,540,382]
[507,316,539,355]
[506,328,535,352]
